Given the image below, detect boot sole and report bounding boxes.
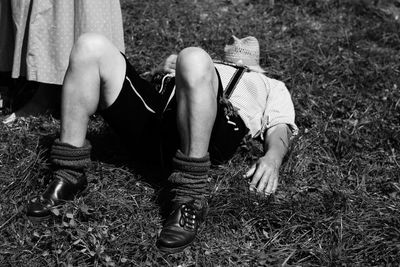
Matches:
[27,214,52,223]
[26,186,89,222]
[156,241,193,254]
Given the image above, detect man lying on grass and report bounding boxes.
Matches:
[25,33,298,254]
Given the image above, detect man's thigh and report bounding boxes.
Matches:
[161,69,249,165]
[160,100,248,165]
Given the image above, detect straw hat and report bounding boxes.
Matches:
[224,35,266,73]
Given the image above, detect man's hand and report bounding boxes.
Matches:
[243,124,291,197]
[159,54,177,74]
[244,154,280,195]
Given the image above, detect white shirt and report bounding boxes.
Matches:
[214,63,298,139]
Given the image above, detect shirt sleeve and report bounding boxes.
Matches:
[260,77,298,139]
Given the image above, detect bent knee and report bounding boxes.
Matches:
[177,47,213,72]
[70,33,114,63]
[176,47,214,86]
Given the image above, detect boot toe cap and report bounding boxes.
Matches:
[26,197,54,219]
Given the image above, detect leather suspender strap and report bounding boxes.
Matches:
[224,66,247,99]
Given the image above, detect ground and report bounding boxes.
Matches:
[0,0,399,266]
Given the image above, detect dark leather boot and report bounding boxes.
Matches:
[26,175,87,221]
[156,200,208,254]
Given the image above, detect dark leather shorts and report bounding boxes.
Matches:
[99,55,248,170]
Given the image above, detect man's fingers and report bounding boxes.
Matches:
[167,62,176,70]
[263,171,278,195]
[272,177,278,192]
[166,68,175,74]
[256,169,271,193]
[264,175,275,194]
[244,164,256,179]
[249,167,265,192]
[245,161,279,195]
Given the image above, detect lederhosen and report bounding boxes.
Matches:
[99,55,249,171]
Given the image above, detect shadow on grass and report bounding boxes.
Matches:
[87,124,175,218]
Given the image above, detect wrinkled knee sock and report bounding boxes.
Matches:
[50,139,92,184]
[168,150,211,209]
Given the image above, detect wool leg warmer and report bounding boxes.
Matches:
[168,150,211,209]
[50,139,92,184]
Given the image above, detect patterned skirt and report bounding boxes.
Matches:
[0,0,125,85]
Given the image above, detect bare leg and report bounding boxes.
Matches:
[175,47,219,158]
[60,33,126,147]
[26,33,126,221]
[157,47,219,253]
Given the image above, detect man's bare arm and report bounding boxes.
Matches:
[244,124,292,195]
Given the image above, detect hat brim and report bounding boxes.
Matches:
[247,65,266,73]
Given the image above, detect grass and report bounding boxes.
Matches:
[1,0,400,266]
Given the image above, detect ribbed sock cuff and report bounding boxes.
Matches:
[54,169,84,184]
[169,150,211,208]
[50,139,91,169]
[50,139,91,184]
[172,150,210,174]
